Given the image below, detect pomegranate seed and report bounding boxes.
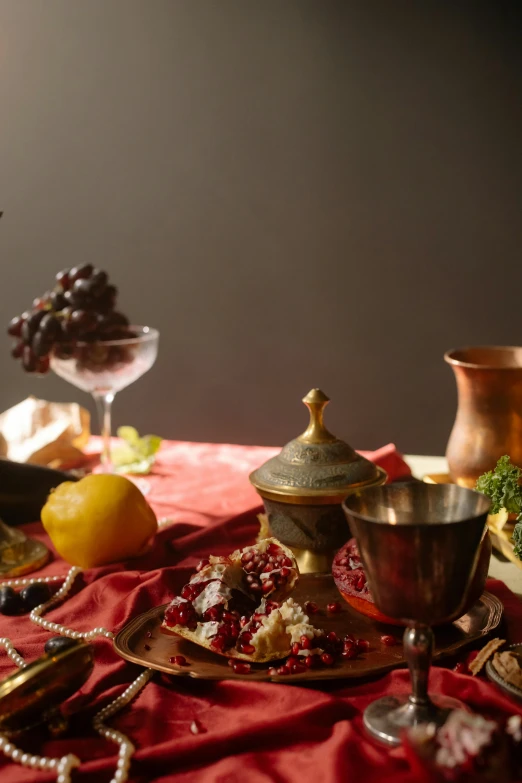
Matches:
[453,662,469,675]
[291,642,301,656]
[232,661,251,674]
[338,557,349,566]
[304,601,318,614]
[144,644,151,651]
[327,602,342,613]
[267,542,281,555]
[342,646,358,660]
[250,581,262,593]
[262,564,272,574]
[240,643,256,655]
[196,559,209,572]
[290,661,307,674]
[240,631,253,642]
[181,585,192,600]
[300,636,312,650]
[171,655,187,666]
[305,654,322,668]
[242,551,254,563]
[355,639,370,653]
[343,633,355,644]
[321,652,335,666]
[227,658,235,667]
[240,616,249,627]
[268,667,278,676]
[280,567,291,578]
[211,636,227,652]
[262,579,274,594]
[380,635,397,647]
[327,631,339,643]
[277,665,290,675]
[355,574,365,591]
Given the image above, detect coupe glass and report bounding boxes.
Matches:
[50,326,159,472]
[342,483,491,746]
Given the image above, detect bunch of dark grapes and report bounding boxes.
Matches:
[7,265,133,374]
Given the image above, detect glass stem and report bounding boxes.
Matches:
[93,392,115,472]
[403,623,433,707]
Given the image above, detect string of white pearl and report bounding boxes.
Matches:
[92,668,153,783]
[0,638,26,669]
[28,565,114,641]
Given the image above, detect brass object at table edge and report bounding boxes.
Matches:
[0,518,51,578]
[249,388,386,504]
[445,346,522,488]
[0,642,94,735]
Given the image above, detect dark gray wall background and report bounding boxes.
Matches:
[1,1,521,454]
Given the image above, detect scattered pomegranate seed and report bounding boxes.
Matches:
[232,661,251,674]
[300,635,312,650]
[304,601,319,614]
[268,667,278,676]
[240,643,256,655]
[305,654,322,668]
[290,661,307,674]
[453,662,469,675]
[321,652,335,666]
[291,642,301,656]
[327,631,339,643]
[144,644,151,651]
[343,633,355,644]
[227,658,235,667]
[170,655,187,666]
[286,656,300,667]
[380,635,397,647]
[355,638,370,653]
[327,602,342,613]
[342,646,358,660]
[277,665,290,675]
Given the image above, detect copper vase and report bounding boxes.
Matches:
[444,346,522,487]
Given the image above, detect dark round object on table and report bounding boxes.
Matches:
[0,586,24,616]
[44,636,80,655]
[20,583,52,611]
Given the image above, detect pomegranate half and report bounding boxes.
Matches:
[333,532,492,626]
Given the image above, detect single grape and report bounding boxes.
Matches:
[97,311,130,333]
[32,331,52,357]
[90,269,108,294]
[22,345,37,372]
[55,268,71,289]
[36,355,50,374]
[0,587,23,616]
[95,284,117,313]
[39,312,61,340]
[71,309,97,333]
[49,290,67,311]
[69,264,93,283]
[7,315,24,337]
[20,583,51,610]
[44,636,80,655]
[11,341,24,359]
[21,310,46,342]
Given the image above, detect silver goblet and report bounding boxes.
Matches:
[342,482,491,746]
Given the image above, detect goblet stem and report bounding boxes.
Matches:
[403,623,434,710]
[93,392,115,472]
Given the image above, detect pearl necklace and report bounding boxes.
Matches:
[0,538,174,783]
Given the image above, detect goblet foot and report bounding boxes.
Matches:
[363,694,465,746]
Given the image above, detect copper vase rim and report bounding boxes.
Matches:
[444,346,522,371]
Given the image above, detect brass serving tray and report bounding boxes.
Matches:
[423,472,522,569]
[114,574,503,683]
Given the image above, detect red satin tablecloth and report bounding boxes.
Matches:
[1,440,521,783]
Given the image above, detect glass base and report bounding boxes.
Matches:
[363,694,465,747]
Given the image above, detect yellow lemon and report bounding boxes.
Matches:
[41,474,158,568]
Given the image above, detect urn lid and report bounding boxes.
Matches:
[249,389,386,505]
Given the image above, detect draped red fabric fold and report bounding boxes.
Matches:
[0,441,519,783]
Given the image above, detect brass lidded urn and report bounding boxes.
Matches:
[445,346,522,487]
[249,389,387,572]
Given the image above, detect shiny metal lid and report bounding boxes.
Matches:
[249,389,386,504]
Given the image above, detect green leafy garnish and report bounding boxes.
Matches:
[475,455,522,559]
[111,426,162,475]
